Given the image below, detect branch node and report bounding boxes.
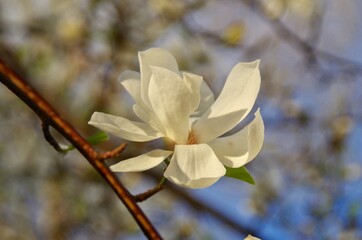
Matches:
[98,143,127,160]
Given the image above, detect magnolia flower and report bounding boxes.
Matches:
[89,48,264,188]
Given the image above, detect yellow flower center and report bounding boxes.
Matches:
[187,132,197,145]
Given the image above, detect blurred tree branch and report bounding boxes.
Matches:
[0,59,161,240]
[241,0,362,72]
[144,171,265,239]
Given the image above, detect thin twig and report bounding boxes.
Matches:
[98,143,128,160]
[134,178,167,202]
[41,120,64,153]
[0,59,162,240]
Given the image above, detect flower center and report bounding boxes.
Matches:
[187,132,197,145]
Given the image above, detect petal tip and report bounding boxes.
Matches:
[138,48,170,57]
[236,59,260,69]
[109,165,117,171]
[118,70,141,86]
[88,112,100,123]
[254,108,261,116]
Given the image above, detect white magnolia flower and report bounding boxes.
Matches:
[89,48,264,189]
[244,234,261,240]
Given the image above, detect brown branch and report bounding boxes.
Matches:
[98,143,128,160]
[0,59,162,240]
[41,120,64,153]
[134,178,167,202]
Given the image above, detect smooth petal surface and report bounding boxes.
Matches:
[191,80,215,117]
[119,70,141,103]
[193,60,261,143]
[118,67,169,139]
[208,109,264,168]
[119,73,166,131]
[120,78,142,104]
[148,66,201,144]
[89,112,163,142]
[110,150,173,172]
[118,70,140,82]
[133,104,166,134]
[139,48,180,108]
[182,72,203,112]
[164,144,226,188]
[193,109,247,144]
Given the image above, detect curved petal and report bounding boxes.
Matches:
[88,112,163,142]
[193,60,261,143]
[139,48,180,108]
[119,71,168,134]
[110,149,173,172]
[191,80,215,117]
[119,73,160,128]
[118,70,140,82]
[164,144,226,188]
[193,109,247,143]
[120,78,142,104]
[133,104,166,134]
[182,72,203,112]
[208,109,264,168]
[148,66,201,144]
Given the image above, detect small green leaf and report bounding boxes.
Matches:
[225,166,255,185]
[87,131,109,144]
[63,131,109,152]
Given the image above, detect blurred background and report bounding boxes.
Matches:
[1,0,362,239]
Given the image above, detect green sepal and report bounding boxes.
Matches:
[63,131,109,152]
[225,166,255,185]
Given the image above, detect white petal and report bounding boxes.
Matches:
[193,60,261,143]
[120,71,167,134]
[182,72,203,112]
[139,48,180,108]
[133,104,166,134]
[120,78,166,135]
[120,78,142,104]
[110,150,173,172]
[193,109,247,143]
[164,144,226,188]
[118,70,140,82]
[208,109,264,168]
[88,112,163,142]
[119,73,160,127]
[245,110,264,161]
[191,80,215,117]
[148,66,201,144]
